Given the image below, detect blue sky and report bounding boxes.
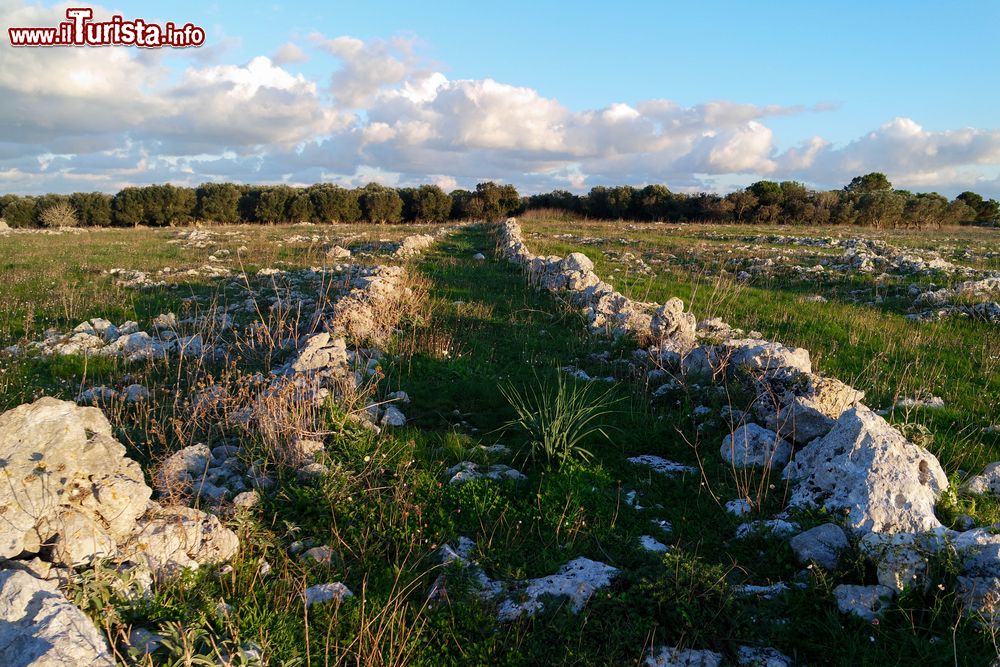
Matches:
[2,0,1000,196]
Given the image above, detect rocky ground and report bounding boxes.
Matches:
[0,220,998,665]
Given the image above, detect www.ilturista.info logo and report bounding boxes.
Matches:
[8,7,205,48]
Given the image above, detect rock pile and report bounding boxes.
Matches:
[0,398,240,663]
[494,217,1000,627]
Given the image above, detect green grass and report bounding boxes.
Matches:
[2,222,999,665]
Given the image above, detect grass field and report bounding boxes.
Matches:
[1,220,999,666]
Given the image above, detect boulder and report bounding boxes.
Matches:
[833,584,894,621]
[771,374,865,444]
[287,333,350,377]
[720,424,792,468]
[721,338,811,380]
[787,407,948,535]
[859,531,948,592]
[156,443,212,496]
[562,252,594,273]
[789,523,849,570]
[0,569,115,666]
[961,462,1000,496]
[123,504,239,580]
[955,576,1000,628]
[650,297,697,349]
[0,398,151,565]
[736,646,793,667]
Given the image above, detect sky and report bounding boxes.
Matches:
[2,0,1000,197]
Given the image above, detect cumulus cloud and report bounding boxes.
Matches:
[271,42,308,66]
[312,33,422,107]
[1,2,999,198]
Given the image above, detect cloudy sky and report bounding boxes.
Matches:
[2,0,1000,197]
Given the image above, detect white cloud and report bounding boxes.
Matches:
[272,42,308,66]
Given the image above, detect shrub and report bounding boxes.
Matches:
[501,373,619,470]
[39,201,79,228]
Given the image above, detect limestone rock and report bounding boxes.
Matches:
[789,523,849,570]
[772,374,865,444]
[961,462,1000,496]
[650,297,697,350]
[380,405,407,427]
[304,582,353,607]
[787,407,948,535]
[955,576,1000,627]
[720,423,792,468]
[736,646,793,667]
[645,647,723,667]
[124,504,239,579]
[562,252,594,273]
[496,557,617,621]
[833,584,894,621]
[859,531,948,592]
[0,569,115,666]
[156,443,212,496]
[447,462,525,485]
[0,398,151,564]
[721,338,812,380]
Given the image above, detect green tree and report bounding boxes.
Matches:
[903,192,949,229]
[448,189,473,219]
[195,183,241,223]
[69,192,113,227]
[2,196,39,227]
[408,184,452,222]
[255,186,297,223]
[725,190,758,223]
[845,172,893,193]
[468,181,520,220]
[112,188,145,226]
[956,191,1000,224]
[308,184,361,223]
[358,183,403,224]
[779,181,810,223]
[287,190,315,222]
[857,190,905,228]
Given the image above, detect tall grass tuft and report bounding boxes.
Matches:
[500,372,620,470]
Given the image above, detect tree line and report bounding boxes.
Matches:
[0,181,519,228]
[527,173,998,228]
[0,173,996,229]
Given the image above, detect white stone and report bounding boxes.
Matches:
[380,405,407,427]
[645,647,723,667]
[736,646,793,667]
[788,407,948,535]
[496,557,617,621]
[639,535,670,553]
[833,584,894,621]
[0,398,151,564]
[447,462,526,485]
[735,520,799,539]
[961,462,1000,496]
[304,582,353,607]
[124,504,239,580]
[720,424,792,468]
[0,569,115,666]
[789,523,849,570]
[725,499,753,516]
[627,455,697,476]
